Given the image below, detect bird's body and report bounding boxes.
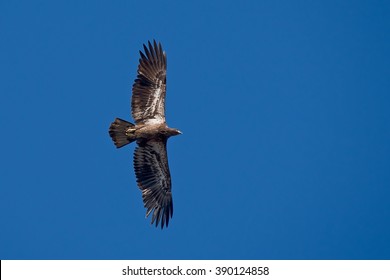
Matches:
[131,123,180,141]
[109,41,181,229]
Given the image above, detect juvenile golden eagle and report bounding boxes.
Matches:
[109,41,181,229]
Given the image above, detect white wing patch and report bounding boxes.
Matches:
[141,87,165,125]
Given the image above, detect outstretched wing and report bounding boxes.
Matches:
[132,40,167,125]
[133,139,173,229]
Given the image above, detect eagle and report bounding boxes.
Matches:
[109,40,181,229]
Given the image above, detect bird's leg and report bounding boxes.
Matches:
[125,127,136,136]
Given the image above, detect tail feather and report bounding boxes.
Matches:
[109,118,136,148]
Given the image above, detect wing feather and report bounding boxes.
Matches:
[133,139,173,229]
[132,40,167,125]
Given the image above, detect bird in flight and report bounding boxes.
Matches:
[109,40,181,229]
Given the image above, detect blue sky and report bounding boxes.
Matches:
[1,0,389,260]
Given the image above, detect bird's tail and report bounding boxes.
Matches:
[109,118,136,148]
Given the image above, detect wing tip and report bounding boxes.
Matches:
[140,39,164,62]
[148,202,173,229]
[142,194,173,229]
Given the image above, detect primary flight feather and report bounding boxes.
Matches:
[109,40,181,229]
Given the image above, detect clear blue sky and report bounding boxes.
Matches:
[1,0,389,260]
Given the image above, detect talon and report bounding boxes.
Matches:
[125,128,136,137]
